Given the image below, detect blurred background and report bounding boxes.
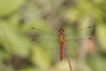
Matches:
[0,0,106,71]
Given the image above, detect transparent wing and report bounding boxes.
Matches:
[64,26,94,39]
[65,38,91,49]
[27,27,59,40]
[62,37,92,58]
[30,38,60,50]
[30,38,61,62]
[63,26,94,52]
[26,27,61,50]
[62,26,93,51]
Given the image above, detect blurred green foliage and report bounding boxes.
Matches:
[0,0,106,71]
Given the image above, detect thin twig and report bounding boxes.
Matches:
[64,44,72,71]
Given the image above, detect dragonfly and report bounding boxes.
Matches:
[27,26,93,62]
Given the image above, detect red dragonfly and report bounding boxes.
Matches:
[28,26,93,62]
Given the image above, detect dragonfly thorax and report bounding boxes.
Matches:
[59,33,65,44]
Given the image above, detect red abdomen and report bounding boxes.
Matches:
[60,42,63,61]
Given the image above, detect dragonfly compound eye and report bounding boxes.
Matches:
[59,28,64,32]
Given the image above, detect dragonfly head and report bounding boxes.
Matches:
[59,28,64,33]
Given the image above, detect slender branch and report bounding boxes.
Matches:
[64,44,72,71]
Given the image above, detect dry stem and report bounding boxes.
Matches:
[64,44,72,71]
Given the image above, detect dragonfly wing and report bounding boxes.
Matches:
[63,26,94,56]
[27,27,59,40]
[64,26,94,39]
[30,38,61,62]
[27,27,60,53]
[62,38,92,58]
[65,38,91,49]
[30,38,60,50]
